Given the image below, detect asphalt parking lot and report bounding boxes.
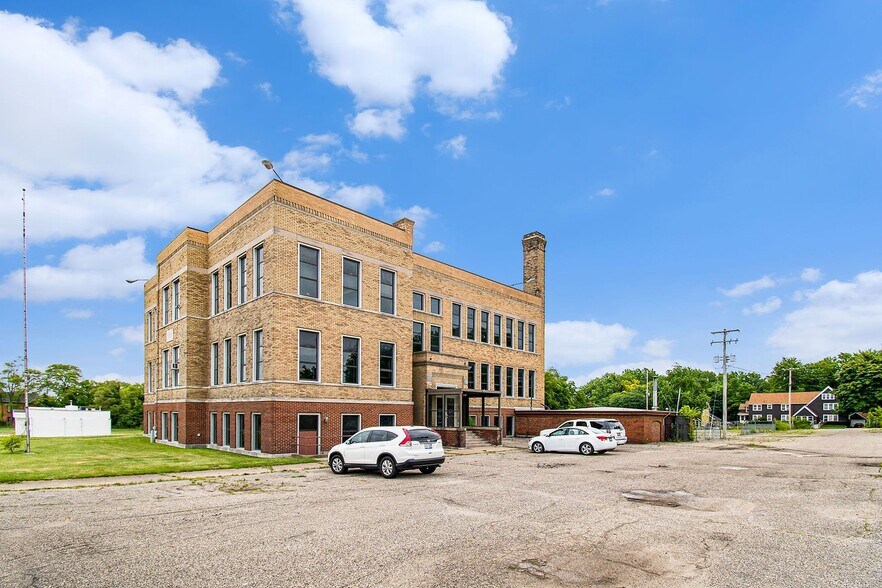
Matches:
[2,428,880,587]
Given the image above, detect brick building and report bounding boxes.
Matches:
[142,180,545,454]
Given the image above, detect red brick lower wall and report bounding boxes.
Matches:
[513,410,671,444]
[437,428,465,448]
[469,427,502,445]
[144,401,413,455]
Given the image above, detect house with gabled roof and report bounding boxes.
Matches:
[740,386,841,425]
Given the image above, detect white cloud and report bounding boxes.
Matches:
[110,347,126,357]
[0,237,154,301]
[63,308,94,319]
[546,320,637,367]
[641,338,673,358]
[437,134,467,159]
[801,267,822,283]
[742,296,782,316]
[595,187,615,197]
[285,0,515,136]
[846,69,882,109]
[393,204,435,239]
[109,325,143,345]
[225,51,247,65]
[257,81,279,101]
[91,372,142,384]
[768,270,882,360]
[347,108,406,140]
[719,275,776,298]
[423,240,445,254]
[332,184,386,210]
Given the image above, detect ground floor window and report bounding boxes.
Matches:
[236,413,245,448]
[147,411,154,433]
[171,412,179,442]
[823,414,839,422]
[222,413,230,446]
[252,413,262,452]
[766,415,773,422]
[482,415,491,427]
[161,412,168,440]
[209,412,217,444]
[342,414,361,443]
[379,414,396,427]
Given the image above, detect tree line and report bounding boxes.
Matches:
[545,349,882,418]
[1,360,143,428]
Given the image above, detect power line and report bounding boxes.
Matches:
[711,328,739,440]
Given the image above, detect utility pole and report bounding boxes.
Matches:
[711,328,739,440]
[22,189,31,453]
[787,367,796,430]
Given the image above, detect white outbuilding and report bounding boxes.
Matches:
[13,405,111,437]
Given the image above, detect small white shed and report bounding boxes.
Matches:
[12,405,111,437]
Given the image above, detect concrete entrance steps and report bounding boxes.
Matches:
[464,430,494,449]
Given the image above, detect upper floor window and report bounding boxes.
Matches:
[298,329,319,381]
[253,329,264,380]
[517,321,524,350]
[506,318,513,348]
[493,314,501,345]
[342,257,360,307]
[766,404,773,409]
[493,365,502,392]
[380,269,396,314]
[379,342,395,387]
[146,311,154,342]
[171,346,180,387]
[517,368,524,397]
[780,404,789,411]
[528,324,535,352]
[162,349,170,388]
[238,254,247,304]
[412,322,424,352]
[413,292,425,311]
[210,272,219,315]
[467,362,476,389]
[162,285,170,325]
[342,336,360,384]
[172,280,181,321]
[466,307,476,340]
[506,367,513,396]
[821,392,835,400]
[430,297,441,315]
[480,311,489,343]
[253,244,265,297]
[752,404,762,411]
[430,325,441,353]
[299,244,319,299]
[480,363,489,391]
[528,370,535,398]
[223,264,232,311]
[223,338,232,385]
[451,303,461,338]
[237,333,247,383]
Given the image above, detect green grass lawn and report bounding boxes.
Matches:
[0,430,314,484]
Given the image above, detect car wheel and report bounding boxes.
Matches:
[531,441,545,453]
[579,442,595,455]
[419,466,437,474]
[379,456,398,479]
[329,454,347,474]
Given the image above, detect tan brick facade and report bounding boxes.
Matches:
[143,181,545,454]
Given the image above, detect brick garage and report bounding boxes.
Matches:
[513,409,673,444]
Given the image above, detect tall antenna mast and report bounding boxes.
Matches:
[22,188,31,453]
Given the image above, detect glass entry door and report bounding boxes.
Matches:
[431,394,459,428]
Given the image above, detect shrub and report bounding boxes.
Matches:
[774,420,789,431]
[867,407,882,428]
[2,434,25,453]
[792,418,812,430]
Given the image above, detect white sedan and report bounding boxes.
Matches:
[529,426,618,455]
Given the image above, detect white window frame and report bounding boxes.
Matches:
[493,365,502,393]
[251,413,262,452]
[341,256,361,308]
[506,367,513,397]
[466,307,476,341]
[297,329,321,383]
[298,243,321,299]
[517,320,525,350]
[222,412,231,446]
[378,341,396,387]
[146,311,154,342]
[528,323,535,352]
[451,303,462,338]
[237,253,247,305]
[162,286,170,325]
[752,404,762,411]
[429,325,442,353]
[413,291,425,312]
[480,310,489,343]
[210,271,219,316]
[235,412,246,449]
[146,361,153,393]
[210,342,219,386]
[223,338,232,385]
[379,268,397,315]
[171,346,180,387]
[253,328,264,381]
[172,279,180,321]
[779,414,789,422]
[170,412,179,443]
[223,263,232,311]
[480,363,489,391]
[517,368,524,397]
[253,243,265,298]
[780,404,788,411]
[341,335,361,385]
[237,333,247,383]
[766,404,773,410]
[209,412,217,445]
[766,414,773,422]
[162,349,170,388]
[429,296,442,316]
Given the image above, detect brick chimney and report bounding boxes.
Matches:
[522,232,546,299]
[392,218,415,248]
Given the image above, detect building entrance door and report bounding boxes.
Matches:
[298,414,321,455]
[505,415,515,437]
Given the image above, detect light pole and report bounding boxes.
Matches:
[261,159,284,183]
[126,278,149,284]
[21,189,31,453]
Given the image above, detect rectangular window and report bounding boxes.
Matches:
[146,311,154,342]
[299,330,320,382]
[528,370,536,398]
[467,361,476,389]
[342,336,360,384]
[237,334,247,383]
[413,291,424,311]
[341,414,361,443]
[480,363,489,391]
[780,404,788,411]
[172,279,180,321]
[517,368,524,398]
[299,244,320,298]
[780,414,789,422]
[379,414,396,427]
[767,414,773,422]
[171,412,179,442]
[480,311,489,343]
[380,269,396,314]
[430,325,441,353]
[252,413,262,452]
[146,362,153,393]
[451,303,461,337]
[506,318,513,348]
[466,307,476,340]
[223,263,232,311]
[506,367,513,397]
[162,349,170,388]
[162,285,170,325]
[209,412,217,445]
[171,346,180,387]
[430,296,441,315]
[767,404,773,409]
[342,257,360,307]
[211,342,218,386]
[236,413,245,449]
[253,329,264,380]
[528,324,535,352]
[413,322,424,352]
[494,365,502,392]
[222,413,230,446]
[379,342,395,387]
[752,404,762,411]
[253,244,264,297]
[517,321,524,350]
[223,338,232,385]
[211,272,219,315]
[161,412,168,440]
[493,314,502,345]
[238,254,247,304]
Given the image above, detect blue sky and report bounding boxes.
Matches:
[1,1,881,384]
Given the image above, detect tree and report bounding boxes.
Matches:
[768,357,805,391]
[606,390,646,409]
[38,364,94,407]
[544,369,576,409]
[0,359,41,418]
[837,350,882,413]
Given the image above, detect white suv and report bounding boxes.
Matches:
[327,427,445,479]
